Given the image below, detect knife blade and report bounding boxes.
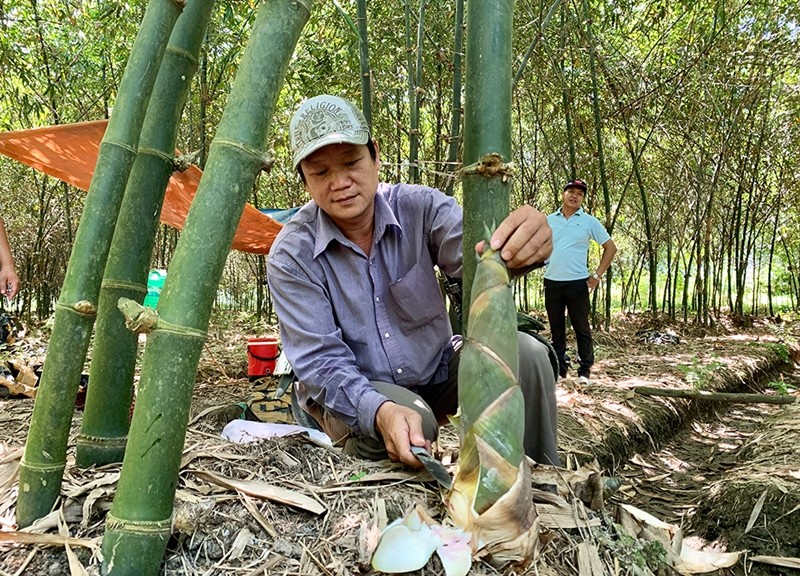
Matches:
[411,446,452,490]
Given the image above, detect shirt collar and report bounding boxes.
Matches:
[312,188,402,257]
[557,206,585,218]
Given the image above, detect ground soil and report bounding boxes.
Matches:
[1,312,798,575]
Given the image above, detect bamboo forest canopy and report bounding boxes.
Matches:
[1,0,799,321]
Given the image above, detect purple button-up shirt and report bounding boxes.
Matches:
[267,183,463,438]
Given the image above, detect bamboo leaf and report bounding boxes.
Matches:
[193,470,326,515]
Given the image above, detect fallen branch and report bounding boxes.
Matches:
[633,387,800,405]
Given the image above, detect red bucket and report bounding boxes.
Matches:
[247,336,280,377]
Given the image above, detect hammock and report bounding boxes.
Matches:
[0,120,283,254]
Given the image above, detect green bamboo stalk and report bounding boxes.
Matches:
[460,0,513,319]
[100,2,312,573]
[356,0,372,126]
[75,0,216,469]
[446,0,537,563]
[443,0,464,198]
[16,0,184,528]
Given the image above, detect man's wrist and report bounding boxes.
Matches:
[591,272,600,280]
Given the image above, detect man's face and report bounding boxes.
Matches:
[300,142,381,229]
[562,186,585,210]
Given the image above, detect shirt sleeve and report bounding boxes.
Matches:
[425,189,463,277]
[267,249,388,439]
[590,216,611,245]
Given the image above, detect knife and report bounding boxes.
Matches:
[411,446,452,490]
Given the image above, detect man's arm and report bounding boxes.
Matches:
[267,253,389,438]
[587,239,617,291]
[0,218,20,300]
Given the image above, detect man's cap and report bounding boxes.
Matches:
[290,95,371,169]
[564,178,588,193]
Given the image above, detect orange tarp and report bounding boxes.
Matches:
[0,120,282,254]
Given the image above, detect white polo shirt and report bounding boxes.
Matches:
[544,207,611,281]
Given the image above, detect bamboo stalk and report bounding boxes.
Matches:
[460,0,514,317]
[75,0,216,469]
[633,387,800,405]
[16,0,184,528]
[446,0,538,565]
[100,2,312,574]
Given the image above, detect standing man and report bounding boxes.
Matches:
[268,95,560,469]
[544,179,617,385]
[0,216,20,302]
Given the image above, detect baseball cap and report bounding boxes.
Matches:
[289,95,371,169]
[564,178,588,193]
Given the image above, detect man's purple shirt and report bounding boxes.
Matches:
[267,183,463,438]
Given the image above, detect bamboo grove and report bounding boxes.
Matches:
[3,1,799,325]
[0,0,797,572]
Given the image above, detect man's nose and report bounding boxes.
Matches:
[330,169,351,189]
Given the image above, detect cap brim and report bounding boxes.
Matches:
[293,132,370,169]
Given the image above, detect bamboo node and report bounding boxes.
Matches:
[118,297,158,334]
[173,149,202,172]
[19,458,66,473]
[101,279,147,294]
[105,512,172,535]
[461,153,514,180]
[76,434,128,448]
[73,301,97,315]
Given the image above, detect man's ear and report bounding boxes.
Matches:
[373,139,381,172]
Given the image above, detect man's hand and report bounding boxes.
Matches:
[1,268,19,301]
[587,275,601,291]
[475,205,552,269]
[375,402,430,468]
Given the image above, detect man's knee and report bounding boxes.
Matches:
[518,332,558,387]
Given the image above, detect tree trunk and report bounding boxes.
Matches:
[100,2,311,573]
[16,0,184,528]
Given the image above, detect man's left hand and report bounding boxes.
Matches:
[587,275,601,291]
[475,205,552,269]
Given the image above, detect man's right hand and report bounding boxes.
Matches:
[375,402,430,468]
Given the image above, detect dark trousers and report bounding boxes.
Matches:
[544,278,594,378]
[306,332,560,467]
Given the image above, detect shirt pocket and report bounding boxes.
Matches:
[388,261,443,330]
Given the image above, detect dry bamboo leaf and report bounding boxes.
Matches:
[0,446,23,465]
[81,487,111,530]
[320,470,423,489]
[242,555,285,576]
[192,469,326,515]
[19,509,61,533]
[0,531,99,549]
[65,543,89,576]
[63,472,120,499]
[744,489,768,534]
[577,542,606,576]
[750,555,800,569]
[537,504,601,530]
[239,492,278,539]
[0,457,19,491]
[228,527,253,560]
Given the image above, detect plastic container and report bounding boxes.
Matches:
[143,269,167,308]
[247,336,280,378]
